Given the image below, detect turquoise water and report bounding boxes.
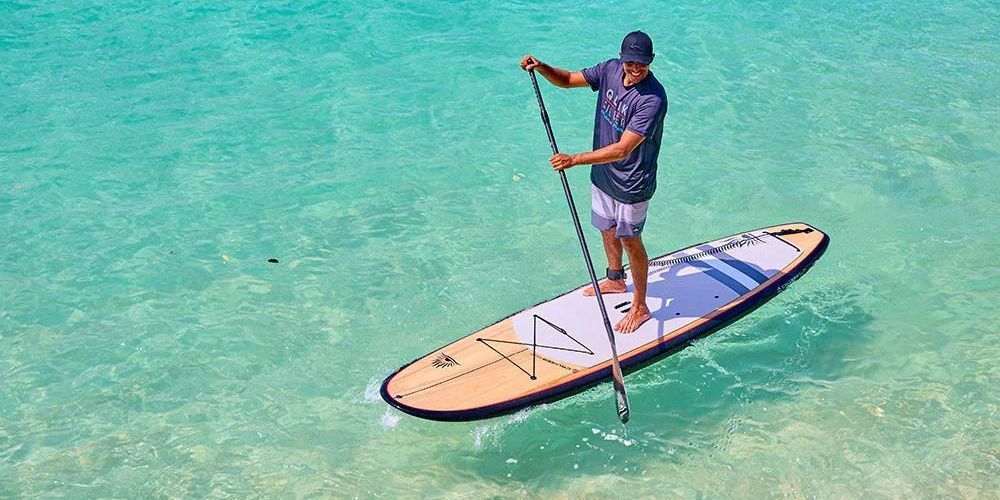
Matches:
[2,0,997,497]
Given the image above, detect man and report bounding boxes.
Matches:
[520,31,668,334]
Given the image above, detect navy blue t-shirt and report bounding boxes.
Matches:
[581,58,668,204]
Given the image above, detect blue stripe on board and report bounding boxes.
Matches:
[687,260,751,295]
[696,244,769,284]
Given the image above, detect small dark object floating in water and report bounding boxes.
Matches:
[267,258,279,263]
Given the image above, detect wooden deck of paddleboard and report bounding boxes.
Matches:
[382,319,587,412]
[382,222,829,421]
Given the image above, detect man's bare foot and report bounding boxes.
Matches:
[582,279,627,296]
[615,303,651,333]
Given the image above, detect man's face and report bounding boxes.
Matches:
[623,61,650,81]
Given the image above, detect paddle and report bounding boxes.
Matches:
[528,69,631,424]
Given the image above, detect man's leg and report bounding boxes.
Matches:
[582,227,628,296]
[585,186,630,296]
[615,235,651,333]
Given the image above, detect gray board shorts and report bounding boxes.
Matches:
[590,185,649,238]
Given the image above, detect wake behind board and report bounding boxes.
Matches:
[381,222,829,421]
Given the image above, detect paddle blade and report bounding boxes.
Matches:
[612,365,630,423]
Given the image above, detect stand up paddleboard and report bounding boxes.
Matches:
[381,222,829,421]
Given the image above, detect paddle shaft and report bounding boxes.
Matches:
[528,70,630,424]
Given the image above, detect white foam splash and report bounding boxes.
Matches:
[380,408,401,429]
[362,376,384,403]
[472,407,539,448]
[589,427,635,447]
[472,424,496,449]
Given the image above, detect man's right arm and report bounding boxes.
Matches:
[520,55,590,88]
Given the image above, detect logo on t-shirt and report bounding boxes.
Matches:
[600,90,628,133]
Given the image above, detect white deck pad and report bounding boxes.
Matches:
[511,229,799,367]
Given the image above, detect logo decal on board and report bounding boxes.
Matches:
[431,352,460,368]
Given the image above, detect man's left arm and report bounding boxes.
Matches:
[549,131,645,170]
[550,95,664,170]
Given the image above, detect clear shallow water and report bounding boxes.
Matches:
[1,0,997,497]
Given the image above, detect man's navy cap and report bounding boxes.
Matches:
[620,31,654,64]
